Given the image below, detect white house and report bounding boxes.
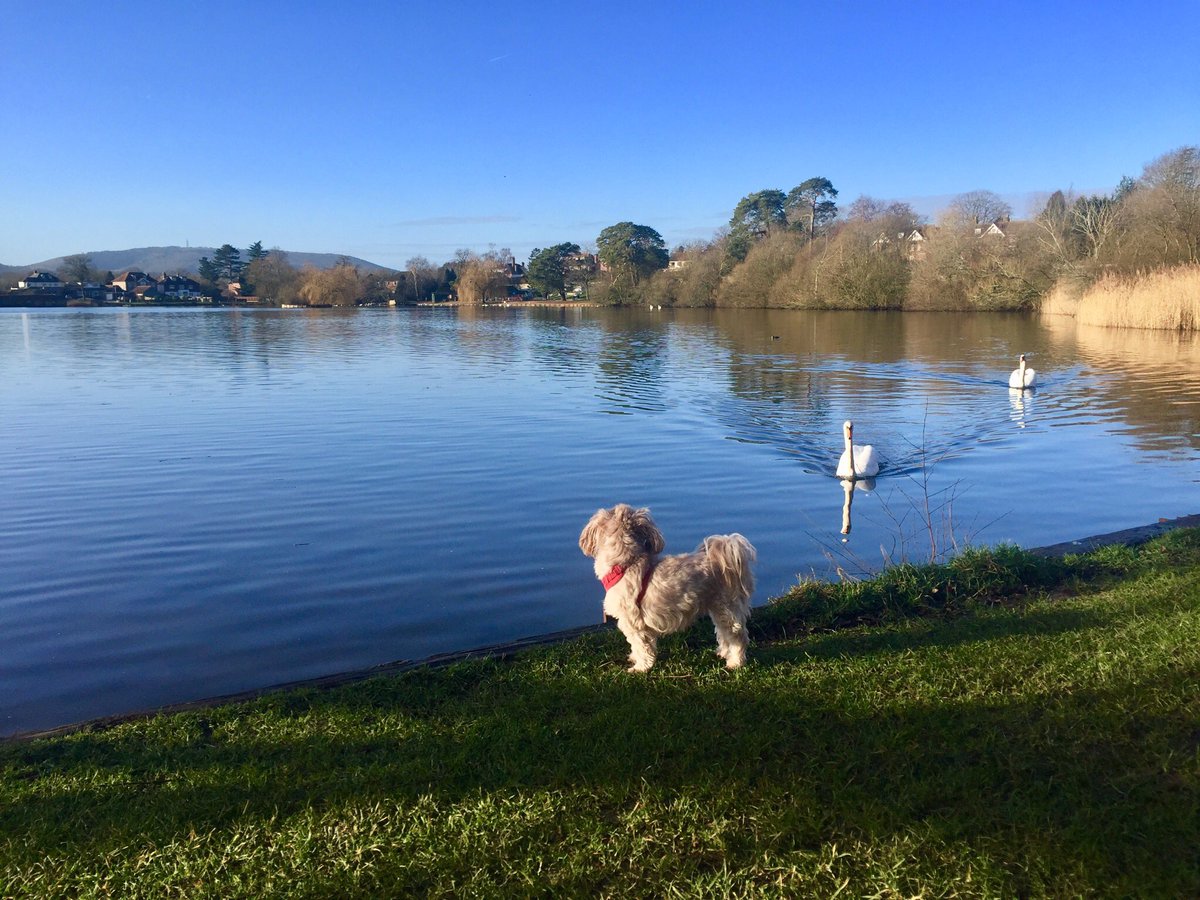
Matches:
[18,270,63,290]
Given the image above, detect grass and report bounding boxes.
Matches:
[2,530,1199,897]
[1043,264,1200,330]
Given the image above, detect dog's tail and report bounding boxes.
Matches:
[703,534,756,611]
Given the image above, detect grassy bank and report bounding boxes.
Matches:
[2,531,1199,897]
[1043,264,1200,330]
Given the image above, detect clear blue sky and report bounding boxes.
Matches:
[3,0,1197,269]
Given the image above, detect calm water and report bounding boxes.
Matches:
[3,306,1198,735]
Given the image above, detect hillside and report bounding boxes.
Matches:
[2,246,390,276]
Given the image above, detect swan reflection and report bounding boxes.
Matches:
[1008,386,1033,427]
[839,476,876,536]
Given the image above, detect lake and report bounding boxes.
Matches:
[2,306,1198,736]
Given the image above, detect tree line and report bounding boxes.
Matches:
[513,144,1197,312]
[407,143,1189,311]
[603,145,1199,311]
[20,144,1194,310]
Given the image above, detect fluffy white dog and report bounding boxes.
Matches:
[579,504,756,672]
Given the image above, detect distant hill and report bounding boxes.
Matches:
[2,246,391,276]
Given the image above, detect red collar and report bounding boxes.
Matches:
[601,564,625,590]
[600,562,654,608]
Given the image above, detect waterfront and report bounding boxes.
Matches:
[2,306,1198,735]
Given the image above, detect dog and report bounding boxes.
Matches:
[579,504,756,672]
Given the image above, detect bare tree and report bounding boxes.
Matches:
[243,250,300,304]
[1072,195,1122,260]
[948,190,1012,226]
[298,263,363,306]
[1034,190,1081,270]
[453,251,508,304]
[404,255,439,302]
[1128,146,1200,264]
[61,253,97,284]
[846,196,919,228]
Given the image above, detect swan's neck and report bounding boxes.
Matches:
[844,430,856,477]
[1019,357,1026,378]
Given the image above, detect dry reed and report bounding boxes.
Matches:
[1044,265,1200,330]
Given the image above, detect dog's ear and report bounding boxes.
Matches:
[630,507,665,555]
[579,508,608,556]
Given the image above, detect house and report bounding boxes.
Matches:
[974,220,1009,238]
[565,252,599,283]
[871,230,912,251]
[70,283,117,303]
[668,259,690,270]
[561,252,599,296]
[904,226,935,260]
[157,274,202,299]
[871,227,935,260]
[110,271,155,292]
[495,258,526,279]
[565,252,597,272]
[18,270,63,290]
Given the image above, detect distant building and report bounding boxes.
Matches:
[905,226,934,260]
[871,227,935,260]
[157,274,202,299]
[110,271,155,292]
[564,252,599,286]
[975,220,1009,238]
[18,270,63,290]
[495,257,526,279]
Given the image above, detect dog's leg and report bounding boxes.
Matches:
[630,635,658,672]
[710,609,749,669]
[616,618,657,672]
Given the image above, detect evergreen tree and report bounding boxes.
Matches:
[527,242,581,299]
[785,177,839,238]
[727,190,788,261]
[212,244,244,281]
[596,222,669,286]
[197,255,220,283]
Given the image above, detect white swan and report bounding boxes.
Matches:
[1009,353,1036,389]
[836,420,879,480]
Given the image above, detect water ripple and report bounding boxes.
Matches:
[1,307,1198,735]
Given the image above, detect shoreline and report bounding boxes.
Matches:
[7,512,1198,744]
[417,299,603,308]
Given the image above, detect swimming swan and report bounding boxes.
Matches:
[836,420,879,480]
[1009,353,1036,389]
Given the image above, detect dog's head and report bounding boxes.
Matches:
[579,503,665,562]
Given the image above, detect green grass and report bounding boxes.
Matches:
[3,530,1199,898]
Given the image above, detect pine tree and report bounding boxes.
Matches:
[212,244,244,281]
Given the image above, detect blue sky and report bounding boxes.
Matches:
[3,0,1197,269]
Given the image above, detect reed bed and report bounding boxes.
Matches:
[1043,265,1200,330]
